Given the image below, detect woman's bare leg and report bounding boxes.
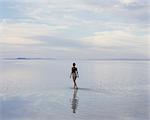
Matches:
[73,77,78,89]
[75,81,78,88]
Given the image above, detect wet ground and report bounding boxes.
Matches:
[0,60,149,120]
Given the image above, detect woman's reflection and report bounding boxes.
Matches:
[71,88,79,113]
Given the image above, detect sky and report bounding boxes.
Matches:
[0,0,150,59]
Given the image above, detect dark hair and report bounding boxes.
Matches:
[73,63,76,66]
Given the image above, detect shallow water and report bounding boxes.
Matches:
[0,60,150,120]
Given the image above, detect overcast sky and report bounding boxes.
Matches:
[0,0,149,59]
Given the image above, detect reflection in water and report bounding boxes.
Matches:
[71,88,79,113]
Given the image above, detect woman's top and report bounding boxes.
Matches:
[72,67,77,73]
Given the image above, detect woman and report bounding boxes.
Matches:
[70,63,79,89]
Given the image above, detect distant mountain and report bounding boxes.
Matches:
[3,57,56,60]
[2,57,150,61]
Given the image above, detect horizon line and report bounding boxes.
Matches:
[1,57,150,61]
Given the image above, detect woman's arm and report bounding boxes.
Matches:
[76,69,79,78]
[70,73,72,78]
[70,68,72,78]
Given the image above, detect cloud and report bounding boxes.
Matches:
[32,36,86,48]
[119,0,137,4]
[81,29,149,57]
[119,0,148,5]
[82,30,148,47]
[0,0,149,59]
[2,0,148,25]
[0,21,68,45]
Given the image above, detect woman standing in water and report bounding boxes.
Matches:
[70,63,79,89]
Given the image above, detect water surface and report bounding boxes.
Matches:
[0,60,149,120]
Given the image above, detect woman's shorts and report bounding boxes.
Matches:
[72,73,77,78]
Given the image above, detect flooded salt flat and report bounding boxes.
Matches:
[0,60,149,120]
